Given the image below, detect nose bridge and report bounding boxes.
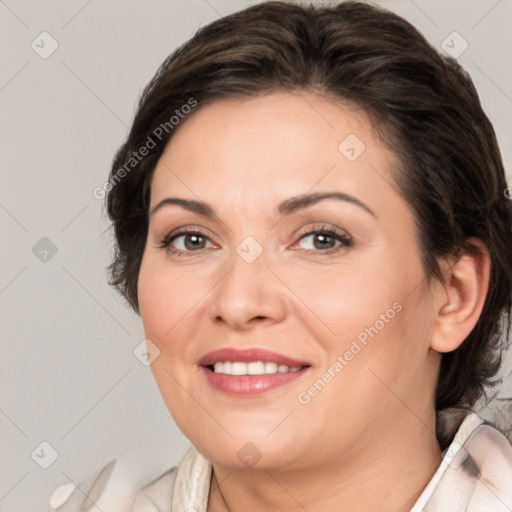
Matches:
[208,237,288,328]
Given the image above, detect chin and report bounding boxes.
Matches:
[191,428,308,472]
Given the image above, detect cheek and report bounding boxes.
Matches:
[276,254,404,346]
[284,249,429,379]
[138,262,169,337]
[137,257,207,341]
[138,260,204,425]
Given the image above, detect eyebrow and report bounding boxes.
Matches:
[150,192,376,218]
[277,192,375,217]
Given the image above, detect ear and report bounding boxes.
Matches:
[430,238,491,353]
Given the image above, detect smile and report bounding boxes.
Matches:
[200,364,311,395]
[210,361,304,375]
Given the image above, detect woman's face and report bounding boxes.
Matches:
[138,92,442,471]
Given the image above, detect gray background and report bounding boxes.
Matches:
[1,0,511,510]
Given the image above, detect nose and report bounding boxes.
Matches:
[207,246,289,331]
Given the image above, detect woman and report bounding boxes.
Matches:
[49,1,512,510]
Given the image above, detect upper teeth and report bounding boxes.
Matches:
[212,361,302,375]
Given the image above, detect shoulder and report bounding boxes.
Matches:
[425,410,512,511]
[461,420,512,505]
[48,458,179,512]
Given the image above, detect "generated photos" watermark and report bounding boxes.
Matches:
[297,301,403,405]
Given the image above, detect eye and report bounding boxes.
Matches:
[157,229,214,254]
[156,225,352,255]
[295,225,352,253]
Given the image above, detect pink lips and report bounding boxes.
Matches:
[198,347,310,368]
[198,347,312,396]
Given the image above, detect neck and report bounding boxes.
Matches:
[207,417,442,512]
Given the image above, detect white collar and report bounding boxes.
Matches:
[171,443,212,511]
[409,411,484,511]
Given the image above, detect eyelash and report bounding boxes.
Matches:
[295,225,353,254]
[157,225,353,256]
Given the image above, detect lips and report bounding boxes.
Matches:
[197,347,311,368]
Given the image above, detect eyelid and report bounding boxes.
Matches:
[290,224,353,251]
[156,226,217,250]
[295,223,351,239]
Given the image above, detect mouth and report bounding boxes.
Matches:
[198,348,312,395]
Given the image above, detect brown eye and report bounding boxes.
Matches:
[296,227,352,253]
[312,233,336,249]
[182,234,207,250]
[158,230,213,253]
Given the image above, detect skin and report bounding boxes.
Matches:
[137,91,490,511]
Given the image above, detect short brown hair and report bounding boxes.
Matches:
[105,1,512,412]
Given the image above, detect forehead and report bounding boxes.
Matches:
[149,91,401,215]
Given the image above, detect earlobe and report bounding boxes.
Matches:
[430,238,491,354]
